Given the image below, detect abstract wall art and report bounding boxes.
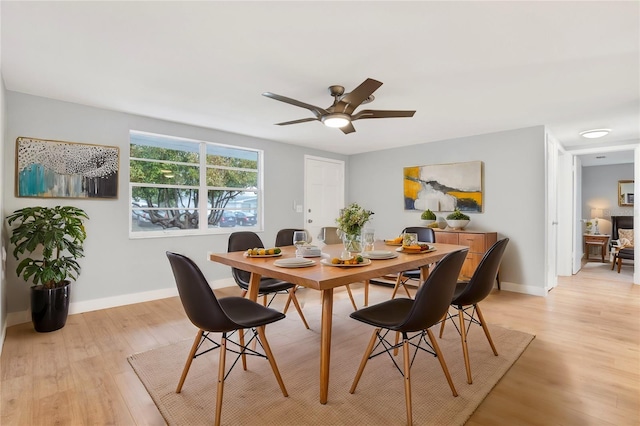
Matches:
[404,160,483,212]
[16,137,119,199]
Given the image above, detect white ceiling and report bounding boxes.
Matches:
[1,1,639,161]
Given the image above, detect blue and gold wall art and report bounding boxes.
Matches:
[16,137,119,199]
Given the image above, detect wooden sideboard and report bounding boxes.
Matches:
[434,229,498,280]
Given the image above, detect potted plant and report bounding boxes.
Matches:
[7,206,88,332]
[420,209,437,225]
[446,208,470,230]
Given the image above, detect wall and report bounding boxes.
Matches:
[582,163,634,236]
[349,126,547,294]
[3,91,347,323]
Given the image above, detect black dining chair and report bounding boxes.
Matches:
[166,252,288,426]
[228,231,310,329]
[391,226,437,299]
[349,249,469,425]
[439,238,509,384]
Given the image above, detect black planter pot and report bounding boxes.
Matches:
[30,282,70,332]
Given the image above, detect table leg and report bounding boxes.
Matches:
[247,272,262,301]
[320,288,333,404]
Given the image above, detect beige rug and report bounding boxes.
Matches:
[128,295,534,425]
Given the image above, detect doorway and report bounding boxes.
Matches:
[303,155,345,242]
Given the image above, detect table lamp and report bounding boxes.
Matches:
[590,208,603,234]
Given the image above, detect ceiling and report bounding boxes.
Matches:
[1,1,638,162]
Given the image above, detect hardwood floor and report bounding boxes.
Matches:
[1,264,638,425]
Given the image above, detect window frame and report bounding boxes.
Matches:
[129,130,263,239]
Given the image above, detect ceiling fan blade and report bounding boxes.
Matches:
[340,122,356,134]
[262,92,328,118]
[333,78,383,115]
[351,109,416,121]
[275,117,319,126]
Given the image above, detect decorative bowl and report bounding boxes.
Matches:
[421,219,436,226]
[446,219,470,230]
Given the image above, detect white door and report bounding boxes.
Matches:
[304,156,345,242]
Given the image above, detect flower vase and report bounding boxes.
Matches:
[342,233,362,253]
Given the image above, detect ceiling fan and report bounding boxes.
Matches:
[262,78,416,134]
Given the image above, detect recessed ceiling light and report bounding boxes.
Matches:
[579,129,611,139]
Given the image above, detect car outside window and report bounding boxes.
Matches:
[129,130,262,237]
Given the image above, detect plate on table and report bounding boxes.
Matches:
[244,252,283,258]
[321,258,372,267]
[362,250,399,260]
[396,244,436,254]
[273,258,316,268]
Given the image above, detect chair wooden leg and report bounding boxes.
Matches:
[215,333,227,426]
[393,331,401,356]
[427,328,458,397]
[438,309,450,338]
[402,338,412,426]
[458,307,473,384]
[256,326,288,397]
[617,256,623,273]
[262,294,267,306]
[346,284,358,310]
[239,328,247,370]
[176,329,203,393]
[288,289,310,329]
[350,328,379,393]
[475,304,498,356]
[611,254,616,270]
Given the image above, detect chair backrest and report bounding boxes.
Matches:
[166,251,238,332]
[402,226,436,243]
[228,231,265,287]
[452,238,509,307]
[318,226,342,244]
[399,248,468,332]
[275,228,306,247]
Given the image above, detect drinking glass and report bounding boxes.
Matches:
[402,232,418,247]
[293,231,308,257]
[362,229,375,252]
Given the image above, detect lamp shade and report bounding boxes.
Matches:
[590,208,603,219]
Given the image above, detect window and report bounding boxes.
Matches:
[129,131,262,237]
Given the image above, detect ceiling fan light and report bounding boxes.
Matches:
[579,129,611,139]
[322,114,351,128]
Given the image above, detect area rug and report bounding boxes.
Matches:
[128,297,534,425]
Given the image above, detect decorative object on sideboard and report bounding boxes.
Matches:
[446,208,471,230]
[420,209,436,225]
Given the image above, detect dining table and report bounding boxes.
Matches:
[208,241,466,404]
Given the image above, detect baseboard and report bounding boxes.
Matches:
[6,277,238,327]
[500,281,548,297]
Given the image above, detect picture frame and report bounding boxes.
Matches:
[404,160,483,212]
[16,137,119,199]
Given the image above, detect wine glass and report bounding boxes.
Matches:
[293,230,308,257]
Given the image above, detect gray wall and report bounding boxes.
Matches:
[3,91,346,319]
[582,163,634,236]
[349,126,547,292]
[3,91,547,324]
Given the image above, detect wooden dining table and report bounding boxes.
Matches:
[208,241,466,404]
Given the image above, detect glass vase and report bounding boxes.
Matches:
[342,232,362,253]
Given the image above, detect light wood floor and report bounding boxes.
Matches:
[1,262,638,425]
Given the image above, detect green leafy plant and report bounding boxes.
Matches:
[446,208,470,220]
[421,209,436,220]
[336,203,374,236]
[7,206,88,289]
